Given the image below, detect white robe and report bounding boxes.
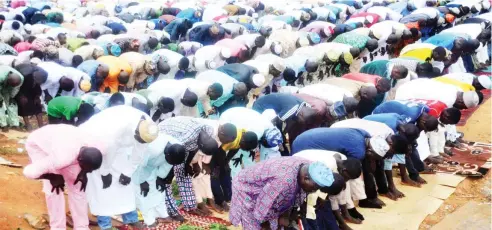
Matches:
[81,105,155,216]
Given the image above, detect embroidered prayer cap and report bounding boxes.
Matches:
[308,161,334,187]
[79,79,91,92]
[272,59,286,72]
[342,52,353,65]
[220,47,231,59]
[369,136,390,157]
[272,42,283,55]
[264,127,283,146]
[137,119,158,143]
[252,74,265,87]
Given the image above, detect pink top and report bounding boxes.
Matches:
[215,38,247,57]
[342,73,381,86]
[300,21,334,36]
[14,42,32,53]
[23,124,105,179]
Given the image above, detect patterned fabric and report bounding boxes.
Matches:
[0,43,18,55]
[164,184,179,217]
[31,38,59,51]
[159,117,214,153]
[175,163,197,211]
[229,157,309,230]
[333,32,369,50]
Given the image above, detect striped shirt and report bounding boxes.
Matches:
[158,116,214,153]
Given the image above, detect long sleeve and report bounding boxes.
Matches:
[23,157,56,179]
[253,182,294,225]
[445,124,459,142]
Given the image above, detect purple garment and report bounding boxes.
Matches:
[229,157,309,230]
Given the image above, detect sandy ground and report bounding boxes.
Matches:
[0,100,490,229]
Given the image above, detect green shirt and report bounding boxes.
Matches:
[0,65,24,99]
[47,96,82,120]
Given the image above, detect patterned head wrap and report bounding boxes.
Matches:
[264,127,283,146]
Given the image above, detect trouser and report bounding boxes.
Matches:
[140,201,168,226]
[164,185,179,217]
[211,166,232,205]
[0,98,19,127]
[43,173,89,230]
[162,163,198,217]
[192,173,214,203]
[96,211,138,229]
[406,147,425,181]
[362,158,388,199]
[301,199,340,230]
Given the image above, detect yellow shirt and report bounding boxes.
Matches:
[400,47,433,61]
[433,76,475,92]
[221,128,246,151]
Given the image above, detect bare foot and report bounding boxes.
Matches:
[388,187,405,198]
[343,214,362,224]
[207,201,224,214]
[415,176,427,184]
[439,152,451,159]
[373,198,386,207]
[197,203,212,215]
[426,156,444,164]
[221,202,230,212]
[401,178,421,187]
[188,208,207,216]
[171,215,185,223]
[380,192,398,201]
[420,167,436,174]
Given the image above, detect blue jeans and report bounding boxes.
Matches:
[97,210,139,229]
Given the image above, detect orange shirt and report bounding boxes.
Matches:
[97,56,132,93]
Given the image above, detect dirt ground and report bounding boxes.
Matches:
[0,100,490,230]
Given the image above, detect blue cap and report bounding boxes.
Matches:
[308,161,334,187]
[110,44,121,56]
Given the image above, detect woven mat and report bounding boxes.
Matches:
[146,211,231,230]
[457,89,491,126]
[430,142,492,177]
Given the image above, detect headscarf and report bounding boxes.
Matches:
[264,127,282,147]
[308,161,334,187]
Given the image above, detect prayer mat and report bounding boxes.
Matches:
[430,142,492,177]
[457,89,491,126]
[147,211,231,230]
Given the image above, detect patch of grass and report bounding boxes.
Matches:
[172,180,179,197]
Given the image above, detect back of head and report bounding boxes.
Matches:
[32,69,48,84]
[392,65,408,80]
[178,57,190,70]
[366,39,378,52]
[333,25,345,36]
[399,123,420,142]
[416,62,433,76]
[72,55,83,67]
[376,77,391,93]
[59,77,75,91]
[90,30,101,39]
[118,71,130,84]
[349,47,360,58]
[441,108,461,125]
[342,96,359,114]
[79,147,103,171]
[464,39,480,53]
[158,97,175,113]
[157,59,171,74]
[423,114,439,132]
[391,134,409,153]
[108,92,125,106]
[386,34,398,44]
[132,100,150,115]
[320,173,345,195]
[410,28,419,39]
[200,136,219,155]
[432,46,447,61]
[148,37,159,49]
[304,60,319,73]
[209,82,223,97]
[283,68,296,82]
[360,86,378,100]
[181,88,198,107]
[241,131,258,151]
[165,143,186,165]
[233,82,248,97]
[342,157,362,179]
[77,103,95,125]
[254,35,266,47]
[402,29,412,40]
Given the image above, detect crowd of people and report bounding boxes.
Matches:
[1,0,489,229]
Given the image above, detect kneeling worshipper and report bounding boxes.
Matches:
[47,96,95,126]
[158,116,233,219]
[97,55,132,93]
[294,150,363,230]
[14,63,47,130]
[145,79,199,121]
[331,118,412,202]
[219,107,283,177]
[395,78,480,111]
[76,59,110,92]
[0,65,24,132]
[252,93,318,155]
[229,158,335,230]
[133,133,187,227]
[291,128,396,209]
[80,106,158,230]
[23,124,105,230]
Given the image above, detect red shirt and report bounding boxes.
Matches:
[408,99,448,118]
[349,12,381,27]
[215,38,247,57]
[342,73,381,86]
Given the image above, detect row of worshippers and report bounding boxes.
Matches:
[1,0,491,132]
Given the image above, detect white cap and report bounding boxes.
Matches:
[252,74,265,87]
[24,24,32,34]
[449,7,460,15]
[478,75,491,89]
[272,59,286,72]
[273,43,283,55]
[30,58,42,65]
[220,48,231,59]
[463,91,479,109]
[206,60,217,69]
[298,36,310,47]
[369,136,390,157]
[262,109,277,121]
